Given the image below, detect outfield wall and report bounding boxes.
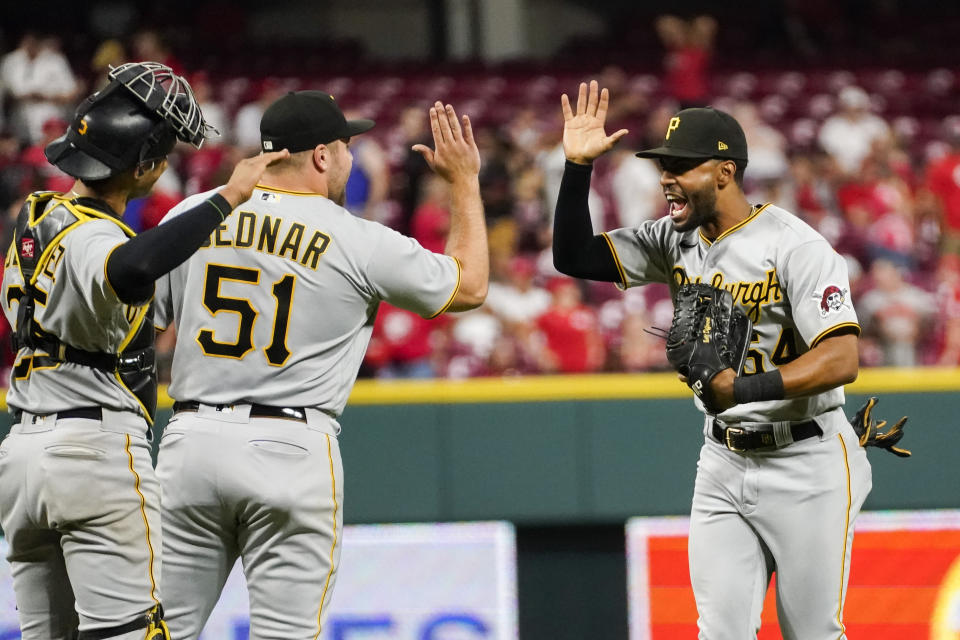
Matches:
[0,368,955,523]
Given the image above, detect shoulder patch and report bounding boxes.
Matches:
[813,284,850,318]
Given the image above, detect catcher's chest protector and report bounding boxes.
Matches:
[11,193,157,419]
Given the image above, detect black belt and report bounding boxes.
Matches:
[11,407,103,423]
[173,401,307,423]
[712,419,821,452]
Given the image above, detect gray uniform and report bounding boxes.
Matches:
[154,185,460,638]
[605,203,871,639]
[0,195,161,640]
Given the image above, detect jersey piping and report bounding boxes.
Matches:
[810,322,861,348]
[427,257,462,318]
[601,232,629,289]
[256,184,328,198]
[699,203,771,246]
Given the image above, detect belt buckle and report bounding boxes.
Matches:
[724,427,746,452]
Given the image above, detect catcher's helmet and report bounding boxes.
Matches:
[45,61,216,181]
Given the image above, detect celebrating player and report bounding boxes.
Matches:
[153,91,488,637]
[0,62,287,640]
[552,80,871,638]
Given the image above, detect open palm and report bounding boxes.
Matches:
[561,80,629,164]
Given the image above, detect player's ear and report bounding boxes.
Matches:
[716,159,736,187]
[312,144,328,171]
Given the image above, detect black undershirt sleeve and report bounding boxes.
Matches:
[106,192,233,304]
[552,160,621,282]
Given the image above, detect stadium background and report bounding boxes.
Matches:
[2,0,960,637]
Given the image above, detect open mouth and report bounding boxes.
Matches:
[666,193,688,219]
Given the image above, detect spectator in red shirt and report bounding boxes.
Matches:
[365,303,448,378]
[18,116,72,193]
[535,277,605,373]
[932,254,960,365]
[411,174,451,254]
[926,123,960,255]
[655,14,717,108]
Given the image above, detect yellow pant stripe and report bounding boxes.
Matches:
[315,433,339,638]
[124,434,160,606]
[835,433,853,637]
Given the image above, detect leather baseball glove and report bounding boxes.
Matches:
[850,396,911,457]
[665,283,753,414]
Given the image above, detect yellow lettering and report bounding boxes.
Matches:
[718,141,728,151]
[257,216,282,254]
[666,117,681,140]
[300,231,331,270]
[673,267,783,323]
[78,119,88,135]
[235,212,256,248]
[41,245,65,279]
[278,223,305,261]
[214,224,231,247]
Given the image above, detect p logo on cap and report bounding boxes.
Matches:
[666,117,681,140]
[636,107,749,163]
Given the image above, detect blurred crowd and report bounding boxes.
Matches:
[1,23,960,384]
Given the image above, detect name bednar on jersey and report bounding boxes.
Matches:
[200,203,331,270]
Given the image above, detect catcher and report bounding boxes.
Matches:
[0,63,287,640]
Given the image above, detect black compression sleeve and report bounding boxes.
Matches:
[552,161,621,282]
[106,192,233,304]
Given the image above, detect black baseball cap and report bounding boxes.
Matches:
[635,107,748,163]
[260,90,375,153]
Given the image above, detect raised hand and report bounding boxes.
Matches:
[219,149,291,208]
[561,80,629,165]
[412,102,481,183]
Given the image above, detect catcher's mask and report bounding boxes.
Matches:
[45,61,217,181]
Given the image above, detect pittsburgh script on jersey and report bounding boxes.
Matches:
[200,210,332,270]
[673,267,783,321]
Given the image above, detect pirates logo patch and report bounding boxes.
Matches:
[814,285,849,317]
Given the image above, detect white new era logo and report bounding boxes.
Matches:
[263,141,274,150]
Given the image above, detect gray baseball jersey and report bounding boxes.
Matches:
[2,206,152,418]
[153,185,460,639]
[0,194,163,639]
[605,203,859,425]
[155,186,460,416]
[605,202,871,638]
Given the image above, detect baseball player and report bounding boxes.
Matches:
[553,81,870,639]
[0,61,287,640]
[153,92,487,638]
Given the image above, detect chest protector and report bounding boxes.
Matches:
[11,193,157,421]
